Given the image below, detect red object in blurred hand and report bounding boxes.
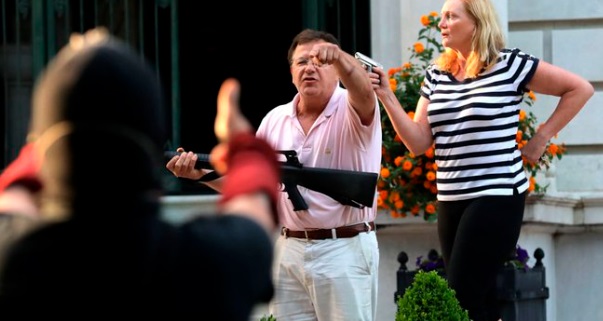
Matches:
[0,143,43,193]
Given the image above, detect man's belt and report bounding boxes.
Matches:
[281,221,375,240]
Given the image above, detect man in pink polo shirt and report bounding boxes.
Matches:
[168,29,382,320]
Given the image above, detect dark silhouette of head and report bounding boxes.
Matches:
[29,28,167,219]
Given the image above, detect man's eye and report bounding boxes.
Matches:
[296,59,308,67]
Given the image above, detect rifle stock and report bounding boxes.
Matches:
[164,150,378,211]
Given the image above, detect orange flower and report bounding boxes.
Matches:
[528,176,536,192]
[430,11,438,17]
[519,109,526,121]
[407,111,415,120]
[548,143,559,156]
[528,90,536,101]
[425,203,436,214]
[403,62,412,69]
[411,167,423,177]
[516,130,523,143]
[380,167,390,179]
[389,78,397,91]
[389,190,400,202]
[394,156,404,167]
[413,42,424,54]
[420,15,430,26]
[410,205,420,215]
[379,190,388,200]
[426,171,436,181]
[425,161,434,170]
[395,200,404,209]
[424,147,434,158]
[402,160,413,171]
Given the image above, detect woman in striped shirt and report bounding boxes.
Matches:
[370,0,594,320]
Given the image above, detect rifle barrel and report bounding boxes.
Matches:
[163,150,378,209]
[164,151,211,170]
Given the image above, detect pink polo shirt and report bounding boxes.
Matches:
[256,86,382,230]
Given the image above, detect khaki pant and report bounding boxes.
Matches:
[269,230,379,321]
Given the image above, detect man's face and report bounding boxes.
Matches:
[290,40,339,98]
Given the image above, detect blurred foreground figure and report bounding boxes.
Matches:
[0,28,280,320]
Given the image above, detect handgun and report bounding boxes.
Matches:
[355,52,383,72]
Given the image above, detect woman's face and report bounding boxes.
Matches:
[438,0,476,54]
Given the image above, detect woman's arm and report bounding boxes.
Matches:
[371,67,434,155]
[522,61,594,163]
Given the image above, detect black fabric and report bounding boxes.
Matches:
[0,203,177,317]
[437,191,527,321]
[175,215,274,319]
[0,208,274,319]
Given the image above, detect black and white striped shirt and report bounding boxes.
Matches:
[421,48,539,201]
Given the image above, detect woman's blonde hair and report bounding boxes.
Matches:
[436,0,505,78]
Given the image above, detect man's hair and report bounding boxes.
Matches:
[287,29,340,65]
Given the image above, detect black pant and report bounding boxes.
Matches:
[437,190,526,321]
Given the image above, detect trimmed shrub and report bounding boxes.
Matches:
[396,270,469,321]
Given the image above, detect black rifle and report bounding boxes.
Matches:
[165,150,378,211]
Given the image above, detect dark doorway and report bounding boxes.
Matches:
[168,2,302,194]
[177,2,302,154]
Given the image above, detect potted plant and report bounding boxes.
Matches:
[497,247,549,321]
[396,270,470,321]
[395,246,549,321]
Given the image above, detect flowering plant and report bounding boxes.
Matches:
[415,249,445,272]
[504,244,530,271]
[377,12,566,221]
[416,244,530,273]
